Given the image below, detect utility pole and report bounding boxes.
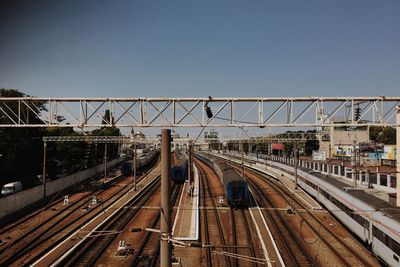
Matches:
[104,144,108,179]
[131,142,137,190]
[188,143,192,184]
[239,141,244,177]
[42,141,47,198]
[134,142,137,190]
[161,129,172,267]
[396,106,400,207]
[294,143,298,189]
[328,143,332,178]
[352,141,357,188]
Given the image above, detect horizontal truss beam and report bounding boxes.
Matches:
[0,97,398,128]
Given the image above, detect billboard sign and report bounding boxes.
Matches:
[312,150,326,161]
[272,143,284,150]
[334,145,355,157]
[359,142,384,153]
[382,145,397,160]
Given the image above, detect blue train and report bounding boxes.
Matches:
[200,154,248,208]
[171,160,188,184]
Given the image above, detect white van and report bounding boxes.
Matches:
[1,181,22,196]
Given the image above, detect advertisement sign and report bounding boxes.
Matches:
[271,143,284,150]
[359,142,384,153]
[312,150,326,161]
[382,145,397,160]
[334,145,355,157]
[360,152,382,166]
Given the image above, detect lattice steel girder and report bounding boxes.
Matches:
[0,97,399,128]
[207,133,317,142]
[42,135,160,144]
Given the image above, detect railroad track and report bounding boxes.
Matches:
[0,169,121,235]
[54,176,162,266]
[231,209,258,267]
[0,174,131,265]
[198,159,213,267]
[0,160,160,266]
[195,157,232,267]
[230,208,238,267]
[131,183,183,266]
[223,159,314,266]
[261,170,373,267]
[242,162,374,267]
[246,175,315,266]
[1,154,159,236]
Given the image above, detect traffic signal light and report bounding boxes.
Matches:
[205,105,213,118]
[354,106,361,121]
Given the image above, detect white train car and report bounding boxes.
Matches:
[265,160,400,266]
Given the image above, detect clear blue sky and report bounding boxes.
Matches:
[0,0,399,98]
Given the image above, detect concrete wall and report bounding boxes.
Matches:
[0,158,123,220]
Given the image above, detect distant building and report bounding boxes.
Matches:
[317,121,369,158]
[204,130,219,141]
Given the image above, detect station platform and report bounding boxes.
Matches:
[172,164,199,240]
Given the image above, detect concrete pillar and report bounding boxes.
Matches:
[161,129,172,267]
[397,106,400,206]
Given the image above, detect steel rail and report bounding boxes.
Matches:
[195,156,232,267]
[244,174,314,266]
[239,209,258,267]
[242,161,374,267]
[20,159,160,266]
[264,168,373,266]
[58,177,161,266]
[196,159,213,267]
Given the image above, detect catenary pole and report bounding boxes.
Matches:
[161,129,172,267]
[42,141,47,198]
[396,107,400,207]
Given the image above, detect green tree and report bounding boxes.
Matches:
[369,126,396,144]
[0,89,45,185]
[304,130,319,156]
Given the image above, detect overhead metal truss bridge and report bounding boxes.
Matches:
[0,97,399,128]
[42,132,317,144]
